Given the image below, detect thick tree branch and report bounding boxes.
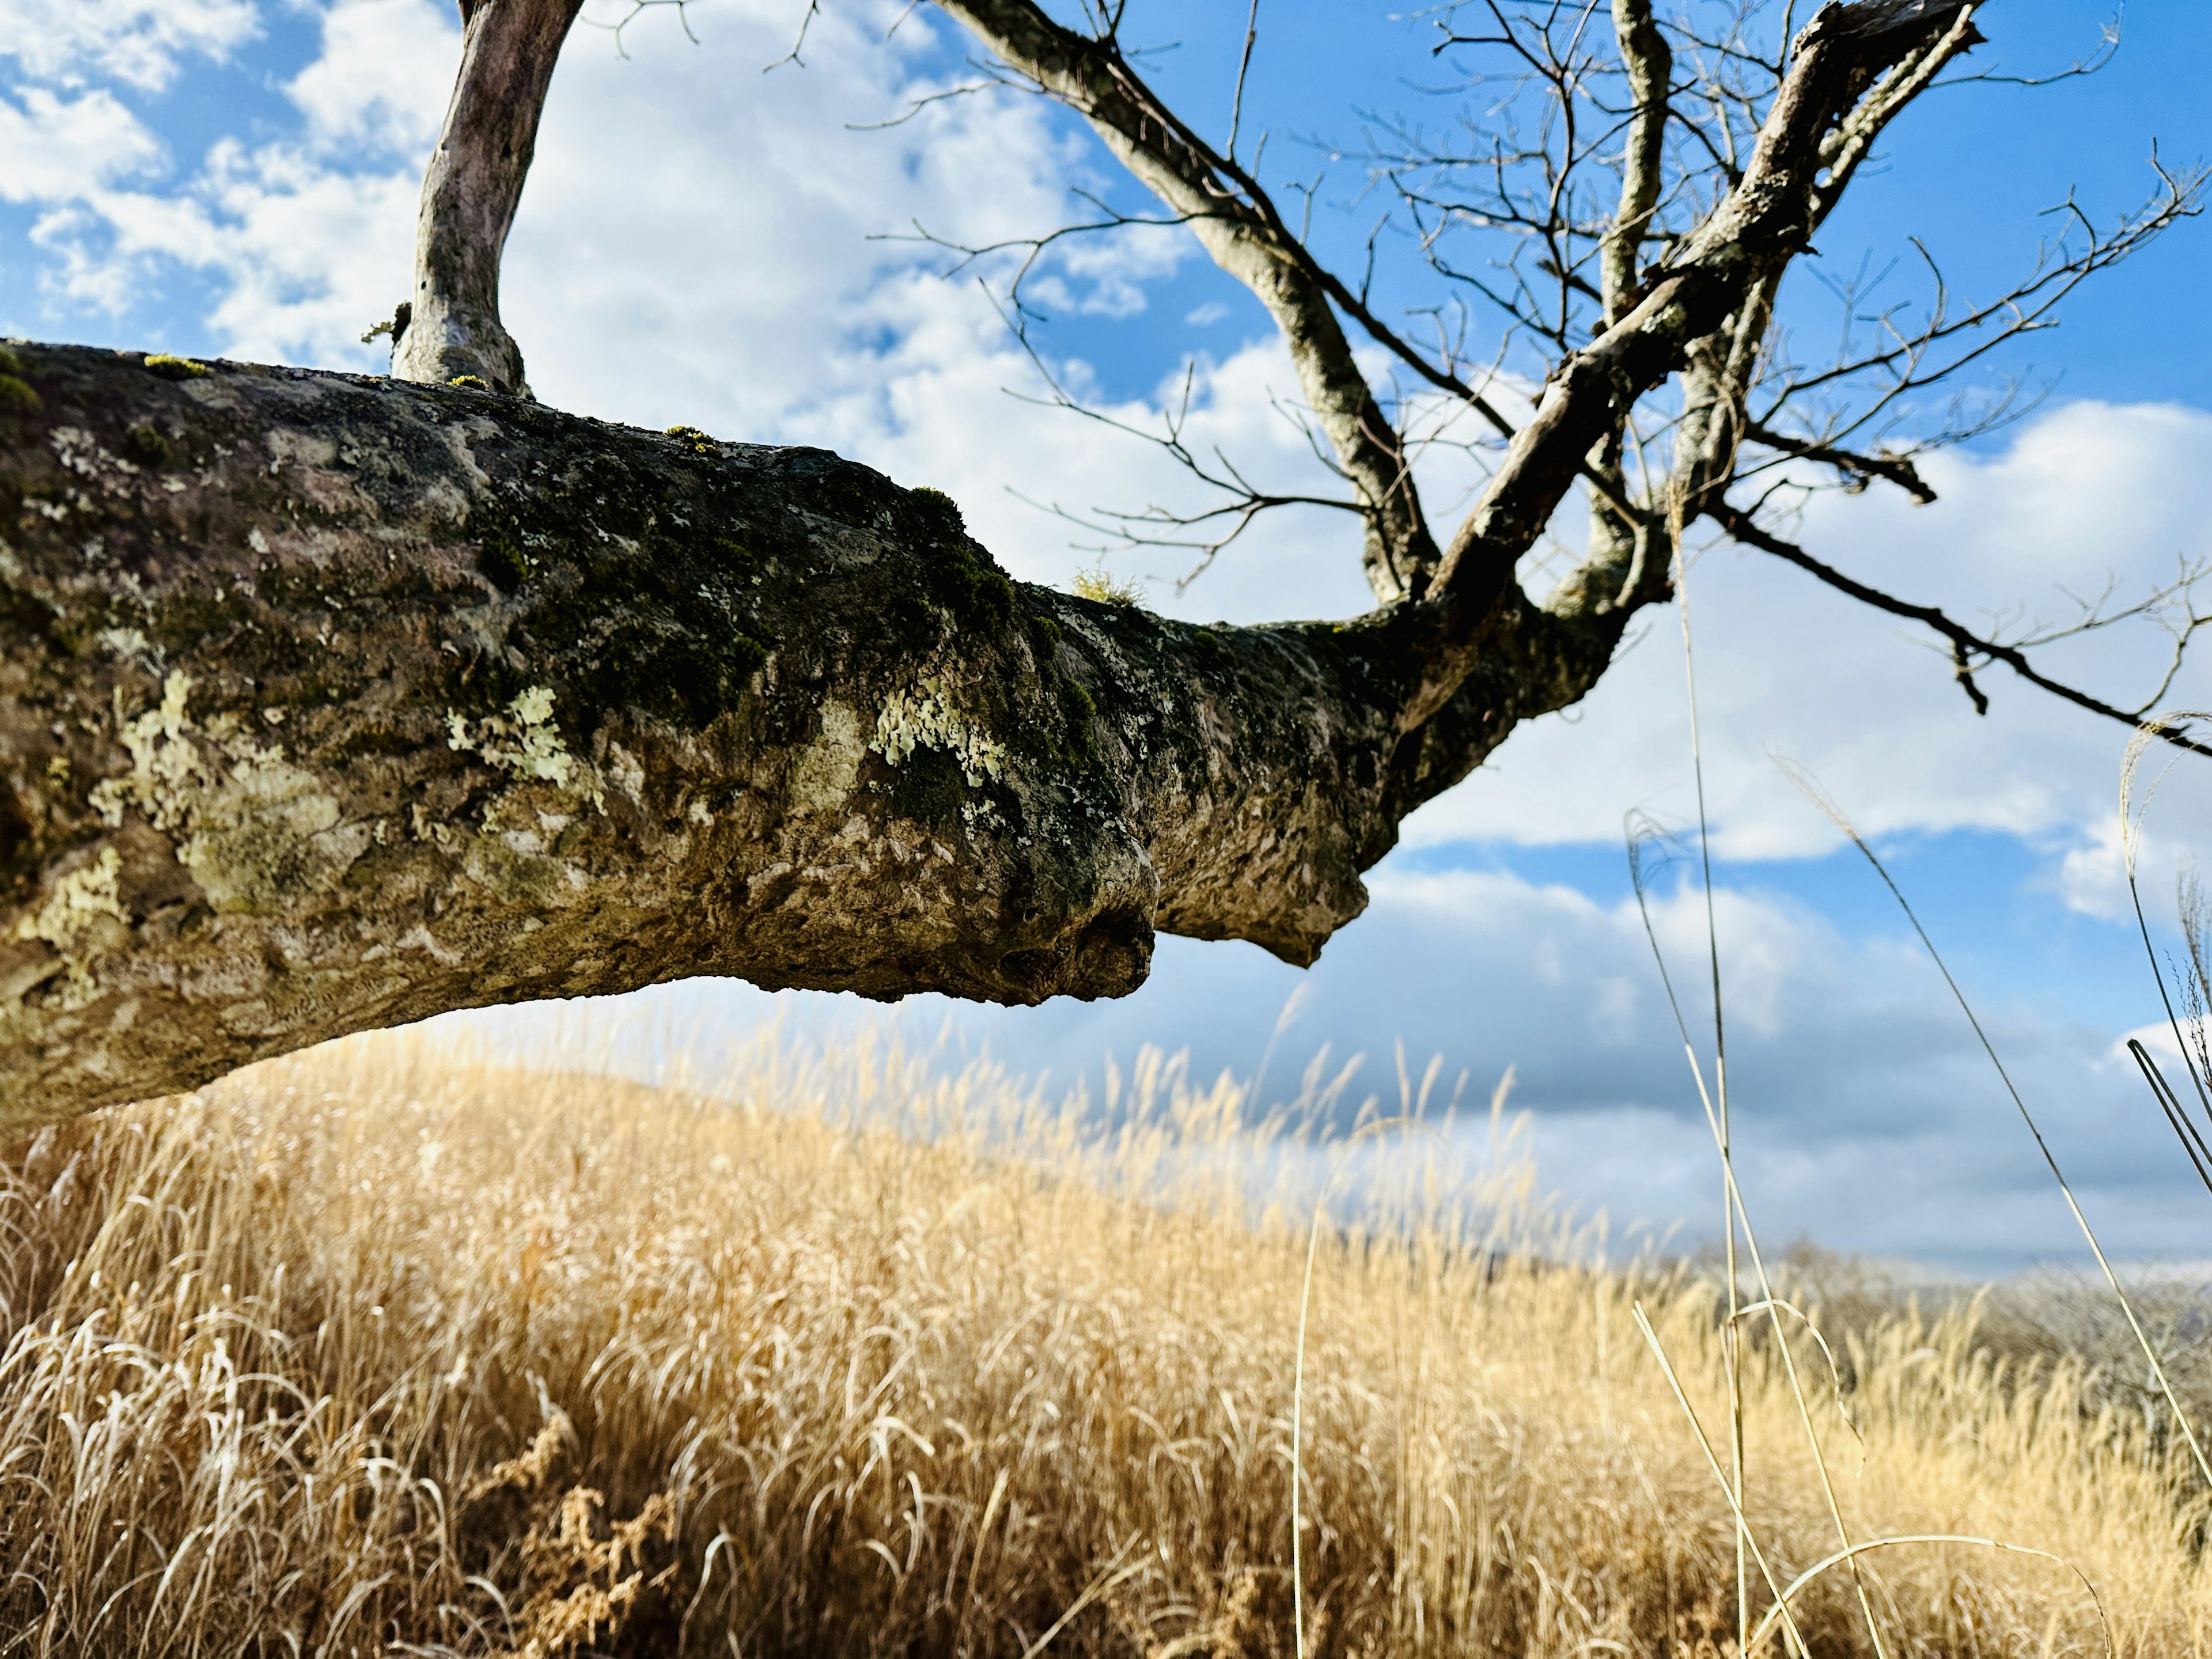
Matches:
[1812,1,1986,227]
[1603,0,1673,326]
[0,347,1618,1121]
[1562,0,1674,618]
[391,0,584,396]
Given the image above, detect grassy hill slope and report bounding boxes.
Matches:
[0,1031,2202,1657]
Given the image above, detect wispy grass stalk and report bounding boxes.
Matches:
[1630,816,1888,1658]
[1668,545,1751,1654]
[1777,752,2212,1491]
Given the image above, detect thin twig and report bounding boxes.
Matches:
[1228,0,1263,161]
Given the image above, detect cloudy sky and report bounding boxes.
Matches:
[3,0,2210,1273]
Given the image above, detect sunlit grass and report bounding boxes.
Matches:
[0,1025,2205,1657]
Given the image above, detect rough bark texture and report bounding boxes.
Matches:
[0,347,1589,1123]
[391,0,583,395]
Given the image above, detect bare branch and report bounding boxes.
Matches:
[393,0,585,395]
[768,0,824,70]
[1228,0,1263,161]
[1743,419,1935,502]
[1603,0,1672,323]
[1762,165,2203,451]
[1422,2,1983,623]
[577,0,699,58]
[844,78,997,132]
[932,0,1444,602]
[1933,8,2119,89]
[994,328,1365,590]
[1712,502,2212,759]
[1813,2,1986,222]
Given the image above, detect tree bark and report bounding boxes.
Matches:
[392,0,584,395]
[0,347,1615,1122]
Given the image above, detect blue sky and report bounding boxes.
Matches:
[4,0,2211,1273]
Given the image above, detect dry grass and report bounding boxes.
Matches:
[0,1026,2207,1658]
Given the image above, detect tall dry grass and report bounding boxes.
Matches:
[0,1027,2205,1658]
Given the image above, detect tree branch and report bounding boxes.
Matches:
[931,0,1443,602]
[1603,0,1672,325]
[1406,0,1980,728]
[0,346,1612,1120]
[1711,501,2212,756]
[392,0,585,395]
[1744,420,1937,502]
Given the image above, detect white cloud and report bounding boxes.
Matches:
[287,0,454,156]
[499,2,1176,414]
[0,86,162,202]
[9,0,452,352]
[2058,814,2133,917]
[2115,1020,2188,1063]
[0,0,256,90]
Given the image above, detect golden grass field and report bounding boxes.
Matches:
[0,1024,2207,1658]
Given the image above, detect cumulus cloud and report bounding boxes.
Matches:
[2059,815,2137,918]
[0,0,256,90]
[0,86,162,203]
[0,0,450,344]
[287,0,456,154]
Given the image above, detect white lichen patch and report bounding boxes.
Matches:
[97,626,153,663]
[92,671,209,831]
[48,425,138,490]
[266,427,337,470]
[86,671,363,914]
[446,685,601,809]
[789,700,865,812]
[14,848,127,1007]
[872,674,1006,787]
[959,798,1007,834]
[605,741,646,805]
